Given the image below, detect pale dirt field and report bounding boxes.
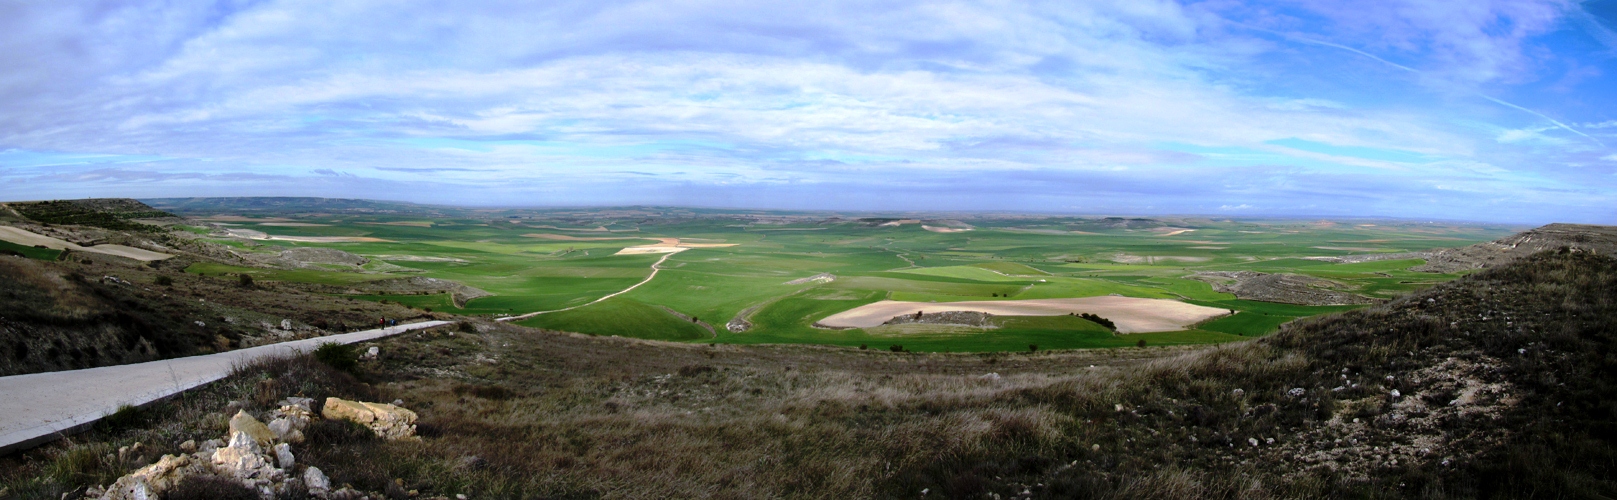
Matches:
[1159,229,1196,236]
[1110,254,1211,264]
[223,228,389,243]
[878,219,922,227]
[0,225,172,262]
[613,238,737,255]
[816,296,1229,333]
[922,225,972,233]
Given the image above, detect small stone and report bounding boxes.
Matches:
[281,319,293,330]
[274,442,295,468]
[1248,438,1259,447]
[1091,444,1100,451]
[304,466,331,492]
[1390,389,1402,398]
[1232,388,1245,397]
[457,494,469,500]
[1265,437,1275,445]
[178,440,196,453]
[1287,388,1305,398]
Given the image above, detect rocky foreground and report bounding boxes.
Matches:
[94,397,419,500]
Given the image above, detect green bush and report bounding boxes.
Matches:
[313,342,357,373]
[153,275,173,286]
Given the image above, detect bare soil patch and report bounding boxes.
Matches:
[817,296,1228,333]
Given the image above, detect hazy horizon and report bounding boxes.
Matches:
[3,1,1616,224]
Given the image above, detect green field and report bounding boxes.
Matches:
[0,240,62,260]
[171,207,1517,352]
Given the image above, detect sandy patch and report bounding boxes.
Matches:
[613,238,739,255]
[0,225,172,261]
[817,296,1228,333]
[223,228,389,243]
[922,225,972,233]
[257,222,330,227]
[879,219,922,227]
[1159,229,1196,236]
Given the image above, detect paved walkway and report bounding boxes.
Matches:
[0,320,451,455]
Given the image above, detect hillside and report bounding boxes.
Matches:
[3,245,1614,498]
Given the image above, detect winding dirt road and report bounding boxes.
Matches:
[497,251,680,322]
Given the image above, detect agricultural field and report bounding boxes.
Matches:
[150,201,1520,352]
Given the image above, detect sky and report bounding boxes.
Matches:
[2,1,1616,223]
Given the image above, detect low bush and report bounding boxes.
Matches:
[313,342,357,373]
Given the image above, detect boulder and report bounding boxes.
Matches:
[322,397,419,440]
[228,410,276,447]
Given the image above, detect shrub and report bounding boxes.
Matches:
[454,383,517,400]
[1137,339,1147,348]
[859,344,868,350]
[313,342,357,373]
[237,273,254,288]
[1029,344,1038,352]
[889,344,904,352]
[166,474,259,500]
[153,275,173,286]
[97,404,146,432]
[304,418,379,445]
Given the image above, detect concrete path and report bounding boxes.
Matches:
[0,320,451,455]
[498,251,678,322]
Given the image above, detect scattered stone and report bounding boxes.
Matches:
[361,346,380,360]
[304,466,331,494]
[980,372,1001,381]
[1286,388,1306,398]
[229,410,277,447]
[211,431,275,481]
[102,454,204,500]
[178,440,196,453]
[455,455,488,471]
[281,319,293,330]
[1232,388,1245,398]
[197,438,224,455]
[274,442,295,469]
[322,397,419,440]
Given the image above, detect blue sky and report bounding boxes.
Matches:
[2,0,1615,223]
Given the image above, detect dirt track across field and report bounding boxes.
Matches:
[816,296,1229,333]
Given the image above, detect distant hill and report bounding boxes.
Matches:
[0,198,177,231]
[143,197,440,215]
[1413,223,1617,272]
